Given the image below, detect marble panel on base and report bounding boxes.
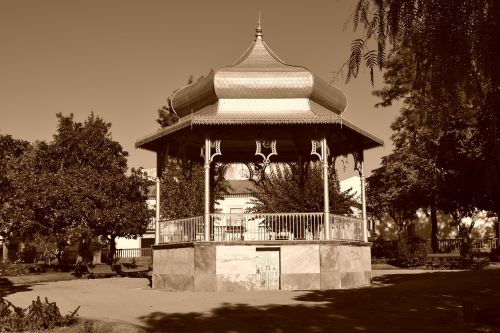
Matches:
[320,271,342,289]
[153,273,194,291]
[154,247,194,275]
[194,273,216,292]
[194,245,216,274]
[340,271,371,288]
[281,273,320,290]
[216,245,257,275]
[216,274,257,291]
[319,244,340,272]
[281,244,320,274]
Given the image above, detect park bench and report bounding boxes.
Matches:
[87,263,117,279]
[32,260,47,273]
[113,263,150,277]
[425,253,461,270]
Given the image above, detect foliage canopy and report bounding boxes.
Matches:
[250,163,358,215]
[351,0,500,240]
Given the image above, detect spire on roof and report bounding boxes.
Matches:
[255,10,263,39]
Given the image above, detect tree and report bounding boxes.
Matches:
[346,0,500,238]
[366,151,422,239]
[4,114,154,263]
[156,70,214,128]
[160,161,205,219]
[249,163,357,216]
[365,46,485,250]
[160,160,227,220]
[0,134,29,261]
[40,113,129,174]
[157,70,226,220]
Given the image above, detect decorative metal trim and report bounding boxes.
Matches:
[200,139,222,162]
[311,139,329,161]
[353,150,363,175]
[246,162,266,185]
[210,139,222,162]
[330,155,337,168]
[311,140,322,160]
[214,162,228,181]
[255,140,277,165]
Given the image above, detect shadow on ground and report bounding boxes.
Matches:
[139,269,500,333]
[0,277,32,297]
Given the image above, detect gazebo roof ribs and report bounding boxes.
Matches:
[136,24,383,155]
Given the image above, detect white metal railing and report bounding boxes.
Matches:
[158,216,204,243]
[438,238,499,253]
[472,238,498,251]
[115,248,153,258]
[330,215,364,241]
[147,219,155,231]
[158,213,365,244]
[210,212,324,241]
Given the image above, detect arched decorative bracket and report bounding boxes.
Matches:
[246,162,266,185]
[311,140,329,161]
[200,139,222,162]
[214,162,228,183]
[255,140,277,165]
[353,150,363,176]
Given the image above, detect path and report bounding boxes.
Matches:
[3,267,500,332]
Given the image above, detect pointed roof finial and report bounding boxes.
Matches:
[255,10,263,39]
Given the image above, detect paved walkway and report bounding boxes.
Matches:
[3,267,500,332]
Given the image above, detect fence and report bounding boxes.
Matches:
[371,238,498,258]
[115,248,153,258]
[438,238,498,253]
[210,212,325,241]
[158,213,365,243]
[147,219,156,231]
[158,216,204,243]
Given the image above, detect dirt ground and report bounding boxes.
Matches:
[2,266,500,333]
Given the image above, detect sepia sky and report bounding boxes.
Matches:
[0,0,400,177]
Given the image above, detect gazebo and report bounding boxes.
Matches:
[136,22,383,291]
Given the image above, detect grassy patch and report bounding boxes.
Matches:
[44,318,146,333]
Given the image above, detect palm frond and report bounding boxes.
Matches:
[347,38,365,82]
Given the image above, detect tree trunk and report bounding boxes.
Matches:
[77,239,93,263]
[108,236,116,265]
[430,201,438,253]
[495,211,500,240]
[2,239,8,262]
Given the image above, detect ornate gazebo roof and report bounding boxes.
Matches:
[136,24,383,160]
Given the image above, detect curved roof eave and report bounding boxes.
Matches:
[135,110,384,153]
[170,72,218,118]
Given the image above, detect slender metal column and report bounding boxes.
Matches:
[204,137,211,241]
[360,155,368,242]
[322,137,330,240]
[155,176,161,245]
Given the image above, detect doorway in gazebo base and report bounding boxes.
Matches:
[151,241,371,291]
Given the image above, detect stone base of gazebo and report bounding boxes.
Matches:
[151,241,371,291]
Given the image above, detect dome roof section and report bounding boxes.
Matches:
[214,38,313,99]
[170,29,348,119]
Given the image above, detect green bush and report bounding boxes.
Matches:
[18,244,37,263]
[0,260,37,277]
[371,237,397,259]
[393,236,431,267]
[0,296,79,331]
[471,256,490,269]
[489,247,500,262]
